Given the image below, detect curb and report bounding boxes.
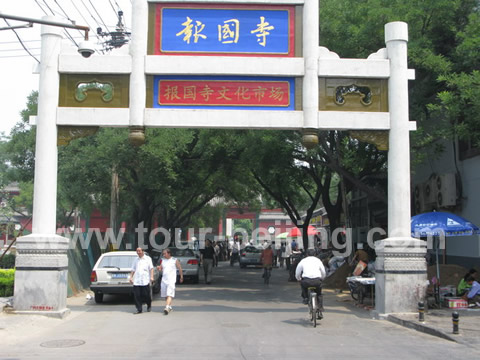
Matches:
[387,314,457,343]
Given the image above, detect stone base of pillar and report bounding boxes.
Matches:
[374,237,428,316]
[13,234,70,317]
[5,307,71,319]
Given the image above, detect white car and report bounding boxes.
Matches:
[90,251,160,303]
[239,245,263,268]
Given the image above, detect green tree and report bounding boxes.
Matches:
[239,128,388,249]
[55,127,258,249]
[0,138,8,189]
[320,0,480,158]
[1,92,36,227]
[4,91,37,183]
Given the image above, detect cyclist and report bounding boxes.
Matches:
[295,249,326,307]
[260,245,274,281]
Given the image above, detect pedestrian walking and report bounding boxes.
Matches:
[200,239,215,284]
[230,237,240,266]
[272,241,280,267]
[129,247,154,314]
[213,241,220,267]
[284,241,292,270]
[279,241,286,268]
[157,248,183,315]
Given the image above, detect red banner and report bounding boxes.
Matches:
[157,79,291,107]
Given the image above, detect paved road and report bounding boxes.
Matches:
[1,262,478,359]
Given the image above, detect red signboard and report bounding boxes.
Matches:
[157,79,291,107]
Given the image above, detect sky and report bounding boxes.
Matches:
[0,0,132,137]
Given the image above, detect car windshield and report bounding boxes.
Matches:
[169,248,195,257]
[244,246,262,253]
[98,255,136,269]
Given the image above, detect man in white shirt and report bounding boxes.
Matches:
[295,249,326,313]
[157,248,183,315]
[230,239,240,266]
[130,247,154,314]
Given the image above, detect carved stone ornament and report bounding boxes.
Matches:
[335,84,372,106]
[75,80,114,102]
[383,258,427,272]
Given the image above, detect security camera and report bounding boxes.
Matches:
[78,40,95,58]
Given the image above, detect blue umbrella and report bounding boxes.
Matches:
[411,211,480,302]
[411,211,480,237]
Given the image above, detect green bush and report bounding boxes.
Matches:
[0,269,15,297]
[0,254,15,269]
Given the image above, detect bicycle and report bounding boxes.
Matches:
[307,286,323,327]
[263,266,272,285]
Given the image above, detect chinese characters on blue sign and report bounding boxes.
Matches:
[154,4,294,56]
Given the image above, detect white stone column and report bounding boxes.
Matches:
[13,17,70,318]
[32,17,62,235]
[302,0,319,146]
[386,22,411,238]
[128,0,148,143]
[374,22,427,315]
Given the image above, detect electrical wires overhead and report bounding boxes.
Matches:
[1,18,39,62]
[0,0,132,59]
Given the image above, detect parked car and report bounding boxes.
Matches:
[90,251,160,303]
[156,247,200,284]
[239,245,263,268]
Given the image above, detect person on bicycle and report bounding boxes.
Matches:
[295,249,326,305]
[260,245,274,278]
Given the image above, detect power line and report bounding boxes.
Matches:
[3,0,132,57]
[68,0,102,42]
[41,0,55,15]
[51,0,79,46]
[1,18,39,63]
[34,0,49,15]
[108,0,117,15]
[88,0,110,32]
[33,0,79,47]
[0,47,41,52]
[0,39,42,45]
[0,54,41,58]
[53,0,74,21]
[79,0,105,37]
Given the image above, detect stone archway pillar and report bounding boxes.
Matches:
[374,22,427,315]
[13,17,70,318]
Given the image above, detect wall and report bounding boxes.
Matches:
[412,138,480,266]
[67,231,102,297]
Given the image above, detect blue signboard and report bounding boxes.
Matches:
[154,5,295,56]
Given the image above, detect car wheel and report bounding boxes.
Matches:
[94,292,103,303]
[240,264,246,269]
[193,275,199,284]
